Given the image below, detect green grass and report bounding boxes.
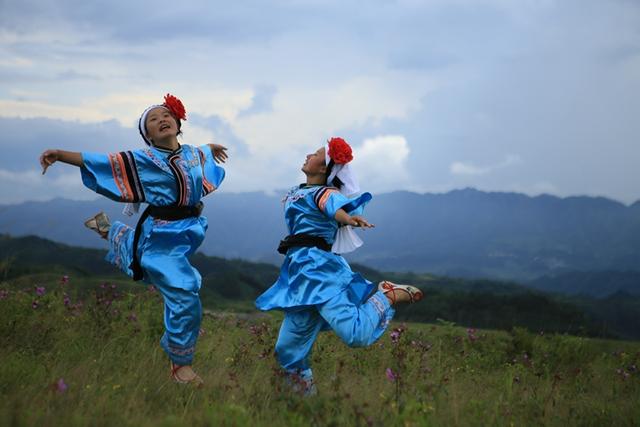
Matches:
[1,277,639,426]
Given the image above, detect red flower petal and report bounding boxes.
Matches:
[327,137,353,164]
[163,93,187,121]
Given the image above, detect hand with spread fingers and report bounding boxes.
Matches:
[209,144,228,164]
[349,215,374,228]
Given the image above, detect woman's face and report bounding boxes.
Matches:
[145,107,178,143]
[302,147,327,175]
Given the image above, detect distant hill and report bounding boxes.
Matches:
[528,270,640,298]
[2,234,639,339]
[1,188,640,281]
[0,234,280,308]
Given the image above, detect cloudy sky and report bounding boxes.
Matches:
[1,0,639,204]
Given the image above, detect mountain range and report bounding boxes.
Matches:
[1,188,639,281]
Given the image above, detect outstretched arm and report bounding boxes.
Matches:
[207,144,228,164]
[334,209,375,228]
[40,150,83,175]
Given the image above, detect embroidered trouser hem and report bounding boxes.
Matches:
[157,287,202,365]
[160,334,197,365]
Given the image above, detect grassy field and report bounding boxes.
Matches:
[1,276,639,426]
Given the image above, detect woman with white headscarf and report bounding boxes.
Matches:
[255,137,424,396]
[39,94,227,386]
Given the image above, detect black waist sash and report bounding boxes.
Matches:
[277,233,331,255]
[130,201,204,281]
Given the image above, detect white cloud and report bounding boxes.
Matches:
[450,161,489,176]
[0,100,114,123]
[232,74,431,156]
[0,89,254,128]
[181,124,216,148]
[0,168,95,204]
[450,154,521,176]
[1,0,639,204]
[0,56,33,68]
[352,135,411,193]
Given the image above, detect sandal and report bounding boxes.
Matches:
[379,280,424,304]
[84,212,111,239]
[284,369,317,397]
[170,363,204,387]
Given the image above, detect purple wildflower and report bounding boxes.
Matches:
[63,293,71,307]
[32,300,39,309]
[390,326,405,344]
[56,378,68,393]
[385,367,397,382]
[616,368,630,380]
[467,328,478,342]
[0,289,8,300]
[61,275,69,284]
[35,286,46,296]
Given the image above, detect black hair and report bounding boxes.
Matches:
[324,159,343,189]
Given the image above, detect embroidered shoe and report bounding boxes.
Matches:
[170,363,204,387]
[378,280,424,305]
[84,211,111,239]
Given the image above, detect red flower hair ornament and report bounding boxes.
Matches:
[327,137,353,164]
[163,93,187,121]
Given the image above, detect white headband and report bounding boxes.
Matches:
[138,104,167,146]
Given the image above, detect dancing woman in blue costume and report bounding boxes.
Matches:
[39,94,227,385]
[256,137,424,395]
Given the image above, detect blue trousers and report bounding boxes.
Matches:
[107,221,202,365]
[275,288,395,379]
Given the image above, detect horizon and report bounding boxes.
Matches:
[2,186,638,208]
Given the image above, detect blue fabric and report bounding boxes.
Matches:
[255,185,395,387]
[81,144,224,365]
[274,290,394,373]
[256,185,374,310]
[277,185,372,244]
